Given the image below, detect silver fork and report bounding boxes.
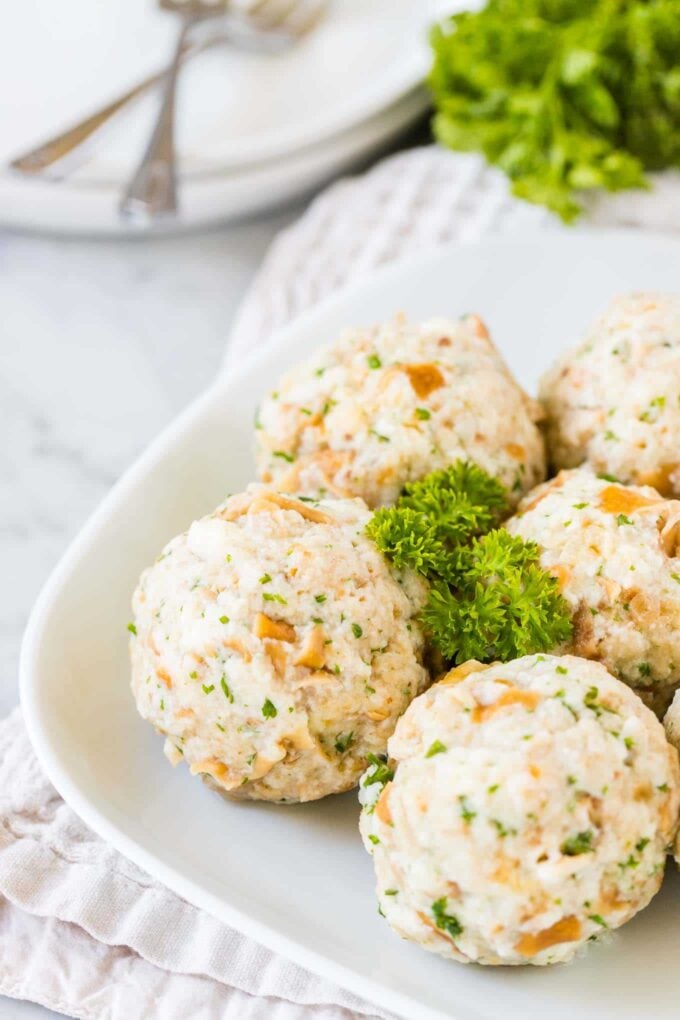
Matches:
[9,9,316,179]
[119,0,326,223]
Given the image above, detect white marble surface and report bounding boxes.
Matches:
[0,207,300,1018]
[0,213,302,708]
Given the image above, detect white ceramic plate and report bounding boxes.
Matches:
[4,0,444,172]
[0,89,428,236]
[21,233,680,1020]
[0,0,446,233]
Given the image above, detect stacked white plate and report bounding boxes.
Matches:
[0,0,449,235]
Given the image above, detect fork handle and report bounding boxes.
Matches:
[9,32,224,179]
[10,75,164,176]
[119,16,194,221]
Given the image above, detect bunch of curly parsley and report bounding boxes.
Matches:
[366,462,572,664]
[429,0,680,222]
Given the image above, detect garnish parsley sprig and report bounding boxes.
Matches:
[366,461,507,581]
[366,463,572,664]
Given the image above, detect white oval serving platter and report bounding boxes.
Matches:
[21,232,680,1020]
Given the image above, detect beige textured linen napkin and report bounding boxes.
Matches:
[0,707,386,1020]
[3,146,680,1020]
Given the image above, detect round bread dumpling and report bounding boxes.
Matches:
[130,486,428,803]
[506,468,680,715]
[360,655,679,967]
[255,315,545,508]
[540,292,680,494]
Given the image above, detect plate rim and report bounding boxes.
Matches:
[182,0,437,172]
[0,89,428,237]
[20,228,680,1020]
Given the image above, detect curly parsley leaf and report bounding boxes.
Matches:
[366,462,572,664]
[366,505,454,577]
[421,534,572,664]
[366,462,507,579]
[399,461,507,525]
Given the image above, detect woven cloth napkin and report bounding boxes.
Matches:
[2,146,680,1020]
